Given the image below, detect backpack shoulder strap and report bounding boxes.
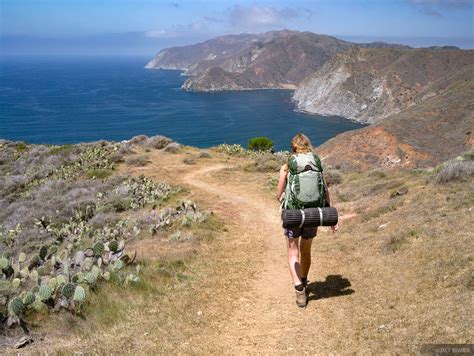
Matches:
[312,153,323,173]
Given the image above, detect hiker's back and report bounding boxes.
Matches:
[284,152,324,209]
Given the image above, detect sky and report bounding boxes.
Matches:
[1,0,473,55]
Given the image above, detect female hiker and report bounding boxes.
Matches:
[276,133,338,308]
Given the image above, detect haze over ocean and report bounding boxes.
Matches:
[0,56,364,151]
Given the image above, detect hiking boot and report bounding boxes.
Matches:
[295,288,307,308]
[302,278,310,297]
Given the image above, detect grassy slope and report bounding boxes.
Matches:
[2,144,473,353]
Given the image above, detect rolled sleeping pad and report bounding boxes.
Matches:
[282,207,338,229]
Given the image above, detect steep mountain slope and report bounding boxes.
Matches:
[145,33,262,70]
[293,46,474,123]
[316,66,474,169]
[181,32,354,91]
[145,30,296,72]
[146,30,354,90]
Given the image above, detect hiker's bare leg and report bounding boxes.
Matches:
[287,237,301,285]
[300,237,313,279]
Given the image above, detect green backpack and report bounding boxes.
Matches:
[283,152,325,210]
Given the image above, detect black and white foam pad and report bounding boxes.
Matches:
[281,207,338,228]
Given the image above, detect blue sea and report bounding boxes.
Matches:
[0,56,364,151]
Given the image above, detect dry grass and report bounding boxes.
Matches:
[3,146,473,353]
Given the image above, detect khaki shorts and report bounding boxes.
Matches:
[284,227,318,239]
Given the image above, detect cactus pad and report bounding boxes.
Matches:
[113,260,124,271]
[49,277,57,291]
[23,293,35,306]
[56,274,66,286]
[108,240,119,253]
[39,284,52,301]
[30,269,39,283]
[12,278,21,289]
[39,245,48,260]
[85,272,96,285]
[91,266,101,279]
[62,283,76,299]
[0,257,9,270]
[18,252,27,263]
[29,254,40,269]
[93,242,105,257]
[37,265,50,276]
[73,285,86,302]
[8,297,24,316]
[48,245,58,257]
[72,272,84,284]
[82,258,93,271]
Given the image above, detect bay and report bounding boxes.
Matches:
[0,55,364,151]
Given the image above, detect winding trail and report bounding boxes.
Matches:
[179,163,353,353]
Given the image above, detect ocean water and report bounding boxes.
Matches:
[0,56,364,151]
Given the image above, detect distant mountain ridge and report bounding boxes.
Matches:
[146,30,355,90]
[147,30,474,168]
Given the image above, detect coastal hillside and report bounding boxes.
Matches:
[147,31,473,168]
[293,46,474,123]
[315,59,474,169]
[147,30,354,90]
[1,139,472,353]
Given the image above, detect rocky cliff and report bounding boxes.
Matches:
[293,47,474,124]
[316,64,474,169]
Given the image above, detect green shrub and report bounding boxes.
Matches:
[15,142,28,153]
[248,137,273,152]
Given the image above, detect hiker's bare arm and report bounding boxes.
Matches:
[323,173,331,206]
[323,173,338,233]
[276,164,288,201]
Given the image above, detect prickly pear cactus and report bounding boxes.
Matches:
[8,297,24,316]
[56,274,66,287]
[48,245,58,257]
[72,272,84,284]
[12,278,21,289]
[73,285,86,302]
[37,265,50,276]
[82,258,93,271]
[18,252,27,263]
[29,255,40,269]
[30,269,39,284]
[0,257,9,270]
[49,277,57,291]
[108,240,119,253]
[113,260,124,271]
[91,266,101,279]
[62,283,76,299]
[39,245,48,260]
[85,272,96,285]
[39,284,52,301]
[93,242,105,257]
[23,293,35,306]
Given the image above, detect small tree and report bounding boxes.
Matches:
[248,137,273,152]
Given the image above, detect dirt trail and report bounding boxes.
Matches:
[179,163,354,353]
